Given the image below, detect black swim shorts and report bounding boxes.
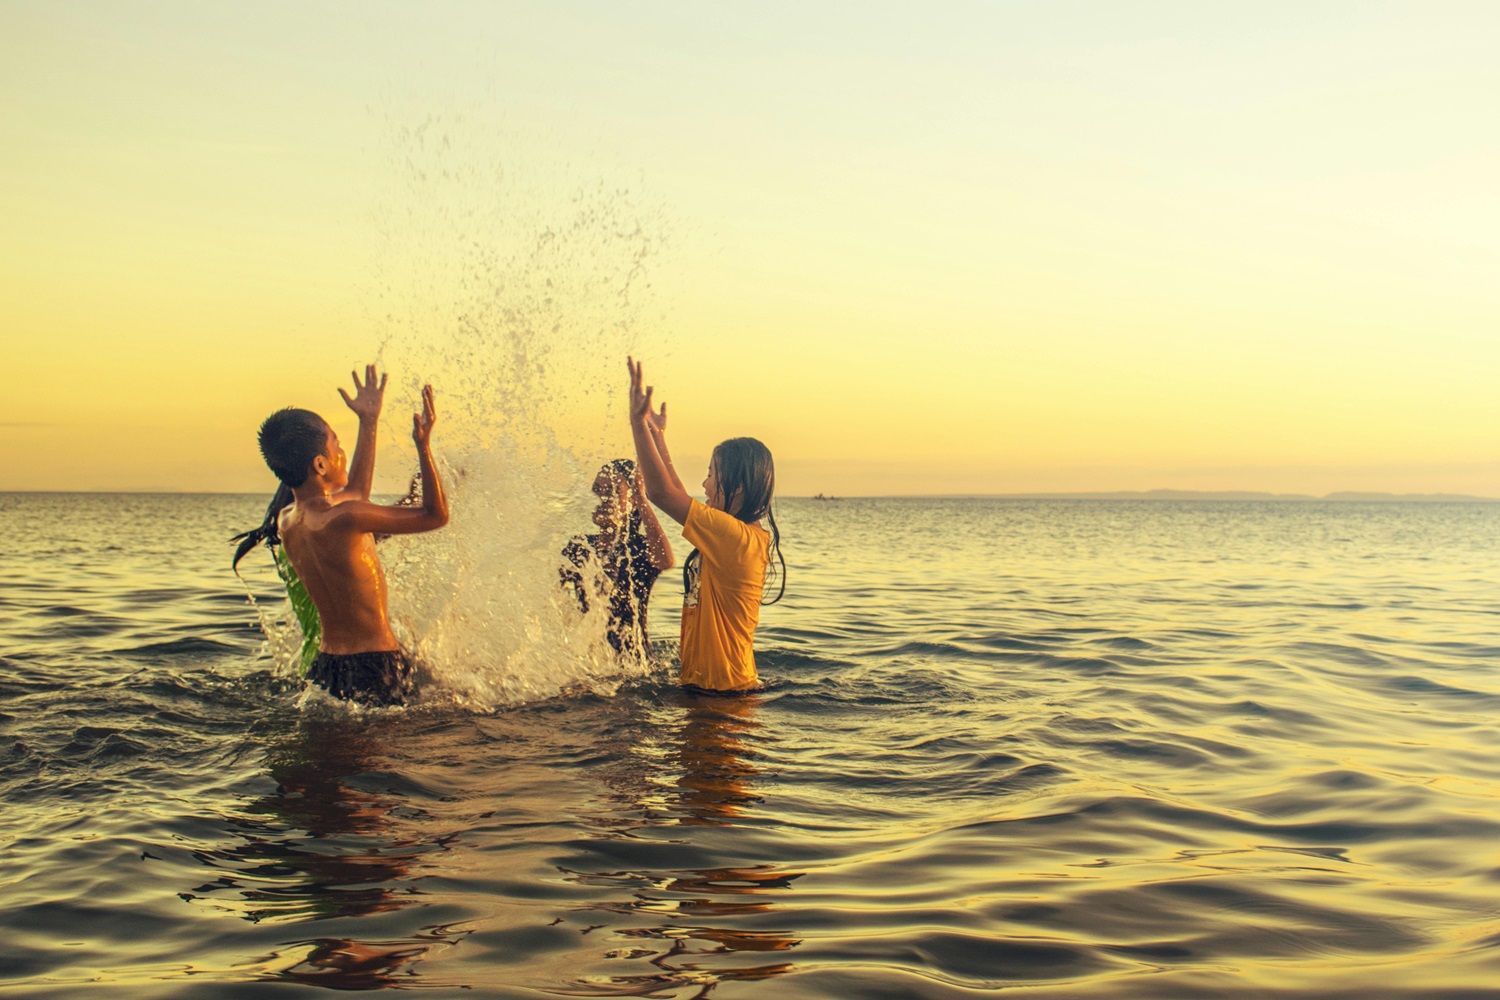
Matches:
[308,649,414,707]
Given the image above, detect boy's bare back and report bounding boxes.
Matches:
[279,499,399,654]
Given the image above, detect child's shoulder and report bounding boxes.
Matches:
[688,500,769,547]
[286,497,363,535]
[275,499,301,533]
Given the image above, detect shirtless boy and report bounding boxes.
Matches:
[255,367,449,705]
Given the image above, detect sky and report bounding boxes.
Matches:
[2,1,1497,496]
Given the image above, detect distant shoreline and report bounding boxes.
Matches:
[1,489,1496,503]
[800,490,1500,502]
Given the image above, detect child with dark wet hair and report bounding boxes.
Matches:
[237,365,448,706]
[560,458,674,655]
[626,358,785,693]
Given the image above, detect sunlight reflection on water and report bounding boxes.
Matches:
[1,494,1498,997]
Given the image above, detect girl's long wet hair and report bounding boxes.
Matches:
[603,458,644,540]
[683,437,785,605]
[230,482,295,571]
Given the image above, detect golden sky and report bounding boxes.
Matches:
[2,2,1497,496]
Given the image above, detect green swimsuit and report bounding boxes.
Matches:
[272,547,321,677]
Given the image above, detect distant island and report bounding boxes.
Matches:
[800,490,1499,503]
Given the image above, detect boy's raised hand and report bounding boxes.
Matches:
[412,385,437,446]
[339,364,387,421]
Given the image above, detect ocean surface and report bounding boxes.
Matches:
[2,492,1498,999]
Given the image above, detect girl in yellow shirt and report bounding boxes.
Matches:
[627,358,786,692]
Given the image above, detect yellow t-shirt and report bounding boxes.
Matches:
[680,499,770,691]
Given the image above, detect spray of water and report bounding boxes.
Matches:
[350,119,675,708]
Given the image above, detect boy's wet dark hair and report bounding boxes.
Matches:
[232,408,327,571]
[258,408,328,488]
[683,437,786,605]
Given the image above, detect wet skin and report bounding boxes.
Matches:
[278,372,448,656]
[278,435,400,654]
[626,357,753,529]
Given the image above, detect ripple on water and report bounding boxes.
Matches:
[1,496,1498,997]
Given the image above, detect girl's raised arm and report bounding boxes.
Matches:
[632,471,675,572]
[647,401,685,494]
[627,357,692,526]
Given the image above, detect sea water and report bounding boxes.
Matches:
[2,492,1498,998]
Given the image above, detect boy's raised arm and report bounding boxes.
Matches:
[410,384,448,524]
[339,384,449,535]
[336,363,387,502]
[628,357,692,526]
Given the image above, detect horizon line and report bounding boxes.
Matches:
[1,488,1496,503]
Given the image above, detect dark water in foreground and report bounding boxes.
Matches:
[2,493,1498,998]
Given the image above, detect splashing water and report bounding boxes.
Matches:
[289,119,676,709]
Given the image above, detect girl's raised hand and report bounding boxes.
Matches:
[627,357,655,425]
